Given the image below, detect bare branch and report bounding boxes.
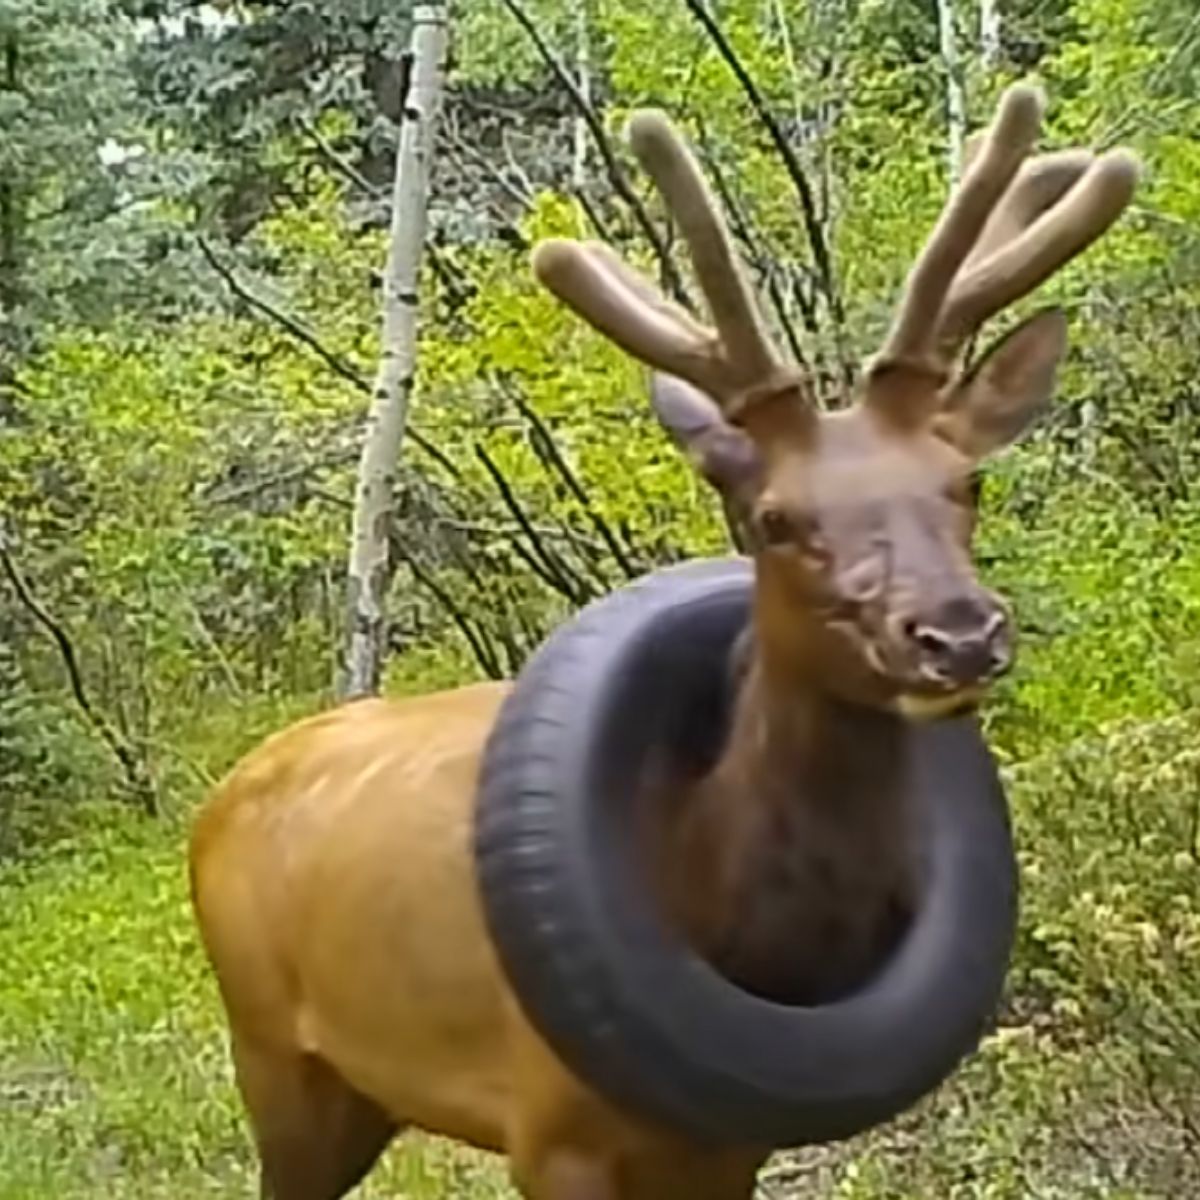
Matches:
[389,538,507,680]
[296,115,383,199]
[195,235,459,479]
[197,235,366,388]
[497,0,690,306]
[682,0,847,362]
[474,442,594,605]
[571,186,617,244]
[442,126,534,209]
[201,444,361,507]
[0,529,157,814]
[506,384,643,580]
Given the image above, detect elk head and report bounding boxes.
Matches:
[532,85,1139,719]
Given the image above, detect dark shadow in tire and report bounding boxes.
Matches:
[474,558,1018,1147]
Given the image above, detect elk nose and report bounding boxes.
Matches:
[903,602,1012,685]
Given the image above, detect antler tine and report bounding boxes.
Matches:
[878,84,1046,367]
[963,149,1095,275]
[937,148,1141,350]
[533,112,796,414]
[626,110,783,398]
[532,239,713,386]
[581,239,708,333]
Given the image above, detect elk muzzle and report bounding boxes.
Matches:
[885,590,1014,718]
[902,596,1013,686]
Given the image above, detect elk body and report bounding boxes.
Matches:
[189,85,1137,1199]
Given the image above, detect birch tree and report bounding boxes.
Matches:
[980,0,1001,69]
[342,4,448,699]
[571,0,590,191]
[935,0,966,183]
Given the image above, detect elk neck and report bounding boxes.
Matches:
[659,608,918,1007]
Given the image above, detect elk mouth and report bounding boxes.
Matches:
[895,687,986,722]
[864,639,995,721]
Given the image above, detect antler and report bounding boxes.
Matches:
[874,83,1140,376]
[531,112,802,422]
[533,83,1138,428]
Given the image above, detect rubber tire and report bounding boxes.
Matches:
[473,557,1018,1148]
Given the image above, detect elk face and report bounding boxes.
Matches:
[532,86,1138,720]
[649,309,1068,716]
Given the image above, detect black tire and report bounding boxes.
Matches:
[473,557,1018,1148]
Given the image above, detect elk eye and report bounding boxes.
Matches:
[757,507,795,546]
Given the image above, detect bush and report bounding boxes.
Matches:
[0,640,111,859]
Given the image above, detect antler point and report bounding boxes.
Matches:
[530,238,581,283]
[1000,82,1046,120]
[626,109,678,159]
[991,84,1045,150]
[1098,147,1144,189]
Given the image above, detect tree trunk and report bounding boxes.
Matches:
[341,5,448,700]
[980,0,1001,69]
[572,0,590,190]
[0,34,22,351]
[936,0,966,184]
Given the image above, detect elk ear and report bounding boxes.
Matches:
[935,308,1069,459]
[650,373,763,496]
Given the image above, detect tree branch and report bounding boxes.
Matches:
[195,235,460,479]
[442,125,534,209]
[295,115,383,199]
[506,386,642,581]
[474,442,594,605]
[571,185,617,244]
[682,0,849,380]
[498,0,691,307]
[0,530,157,814]
[389,538,507,680]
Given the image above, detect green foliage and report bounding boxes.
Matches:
[1009,713,1200,1091]
[0,640,109,856]
[1,316,351,732]
[979,484,1200,759]
[1,0,1199,1194]
[0,0,206,354]
[0,815,512,1199]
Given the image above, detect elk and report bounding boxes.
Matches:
[189,84,1137,1199]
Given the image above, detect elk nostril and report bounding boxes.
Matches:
[905,621,953,657]
[904,613,1012,683]
[917,629,951,656]
[986,620,1014,674]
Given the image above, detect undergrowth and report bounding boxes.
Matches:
[2,712,1197,1198]
[1,490,1198,1198]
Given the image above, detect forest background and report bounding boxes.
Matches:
[0,0,1198,1196]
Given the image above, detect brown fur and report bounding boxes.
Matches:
[662,671,915,1006]
[190,685,772,1198]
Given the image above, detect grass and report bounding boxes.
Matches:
[3,505,1199,1199]
[0,813,514,1200]
[1,748,1195,1199]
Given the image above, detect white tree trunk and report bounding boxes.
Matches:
[980,0,1001,69]
[936,0,967,184]
[572,0,590,189]
[342,5,448,700]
